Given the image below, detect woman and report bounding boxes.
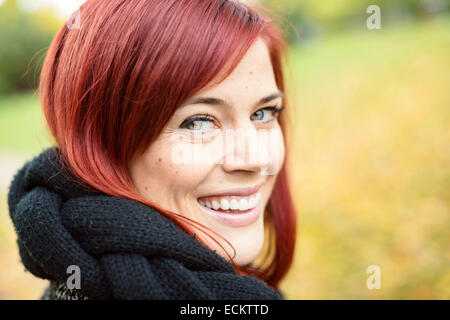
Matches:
[8,0,296,300]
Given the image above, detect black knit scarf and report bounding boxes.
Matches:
[7,147,283,300]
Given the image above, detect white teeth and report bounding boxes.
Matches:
[199,200,206,206]
[212,200,220,210]
[239,198,248,211]
[205,201,212,209]
[220,198,230,210]
[251,193,261,207]
[230,199,239,210]
[248,196,255,208]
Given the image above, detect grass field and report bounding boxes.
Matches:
[0,17,449,299]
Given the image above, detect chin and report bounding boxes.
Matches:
[225,217,265,267]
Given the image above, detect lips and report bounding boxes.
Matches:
[196,186,263,227]
[197,199,261,227]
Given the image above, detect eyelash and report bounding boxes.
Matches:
[179,105,285,130]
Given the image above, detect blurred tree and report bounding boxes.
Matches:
[0,0,60,95]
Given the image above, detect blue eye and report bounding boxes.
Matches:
[179,106,285,131]
[179,115,216,131]
[250,106,285,122]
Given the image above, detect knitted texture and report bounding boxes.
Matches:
[7,147,283,300]
[41,281,90,300]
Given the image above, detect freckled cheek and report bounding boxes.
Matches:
[168,163,208,184]
[156,142,214,191]
[262,176,276,207]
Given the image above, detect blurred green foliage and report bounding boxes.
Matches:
[0,0,60,95]
[260,0,449,43]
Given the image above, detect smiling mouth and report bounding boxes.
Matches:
[197,192,261,214]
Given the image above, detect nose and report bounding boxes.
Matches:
[221,127,272,174]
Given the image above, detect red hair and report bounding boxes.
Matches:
[39,0,296,290]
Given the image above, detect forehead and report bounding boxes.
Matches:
[194,38,279,102]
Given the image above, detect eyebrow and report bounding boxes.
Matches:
[180,91,285,109]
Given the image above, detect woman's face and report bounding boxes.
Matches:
[128,38,285,266]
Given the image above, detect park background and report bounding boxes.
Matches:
[0,0,449,299]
